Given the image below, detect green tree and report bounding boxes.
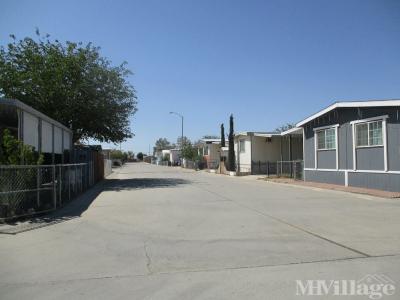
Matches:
[0,129,43,165]
[0,30,137,143]
[137,152,144,161]
[127,151,134,160]
[228,114,235,171]
[220,124,225,147]
[110,150,124,160]
[177,136,191,148]
[181,142,196,160]
[154,138,172,153]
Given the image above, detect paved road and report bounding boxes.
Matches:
[1,163,400,299]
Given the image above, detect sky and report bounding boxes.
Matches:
[1,0,400,154]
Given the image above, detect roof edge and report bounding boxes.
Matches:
[296,99,400,127]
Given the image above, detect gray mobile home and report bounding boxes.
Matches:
[297,100,400,192]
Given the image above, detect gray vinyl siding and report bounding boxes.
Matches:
[304,127,315,168]
[338,123,353,169]
[356,147,384,170]
[317,150,336,169]
[387,122,400,171]
[348,172,400,192]
[302,105,400,192]
[304,170,345,185]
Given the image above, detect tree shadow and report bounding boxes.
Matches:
[0,177,190,234]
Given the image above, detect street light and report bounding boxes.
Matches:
[169,111,184,150]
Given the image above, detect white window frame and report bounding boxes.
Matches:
[313,124,339,170]
[316,128,336,151]
[239,139,246,153]
[350,115,388,171]
[355,120,384,148]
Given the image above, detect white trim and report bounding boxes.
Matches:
[313,124,339,131]
[314,131,317,169]
[350,115,389,125]
[296,100,400,127]
[355,144,384,149]
[383,119,388,171]
[302,127,306,181]
[351,115,388,172]
[344,170,348,186]
[354,121,384,148]
[280,127,302,136]
[315,126,337,151]
[304,168,400,175]
[335,126,339,170]
[352,123,356,170]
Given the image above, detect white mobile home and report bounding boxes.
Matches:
[0,98,73,164]
[234,131,303,174]
[198,138,222,168]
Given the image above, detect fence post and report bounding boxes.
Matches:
[80,165,83,193]
[36,167,41,208]
[293,161,297,180]
[59,165,62,207]
[290,161,293,178]
[267,161,269,177]
[68,165,71,202]
[52,165,56,210]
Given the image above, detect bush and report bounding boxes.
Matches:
[137,152,144,161]
[0,129,43,165]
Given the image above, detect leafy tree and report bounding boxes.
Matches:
[154,138,173,153]
[127,151,134,159]
[228,114,235,171]
[177,136,191,148]
[0,30,137,143]
[110,150,124,160]
[181,142,196,160]
[137,152,144,161]
[0,129,43,165]
[220,124,225,147]
[275,123,295,133]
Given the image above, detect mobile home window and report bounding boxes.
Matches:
[239,140,246,153]
[356,121,383,147]
[203,146,209,155]
[317,128,336,150]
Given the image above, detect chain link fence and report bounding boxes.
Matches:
[0,163,94,221]
[250,160,303,179]
[276,160,304,180]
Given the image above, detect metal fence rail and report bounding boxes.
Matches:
[0,163,94,221]
[250,160,303,179]
[251,161,278,176]
[277,160,304,180]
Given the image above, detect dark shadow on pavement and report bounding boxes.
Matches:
[0,177,190,234]
[103,178,190,192]
[0,182,104,234]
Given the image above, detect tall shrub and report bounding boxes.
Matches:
[0,129,43,165]
[220,123,225,147]
[228,114,235,171]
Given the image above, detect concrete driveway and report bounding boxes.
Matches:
[1,163,400,299]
